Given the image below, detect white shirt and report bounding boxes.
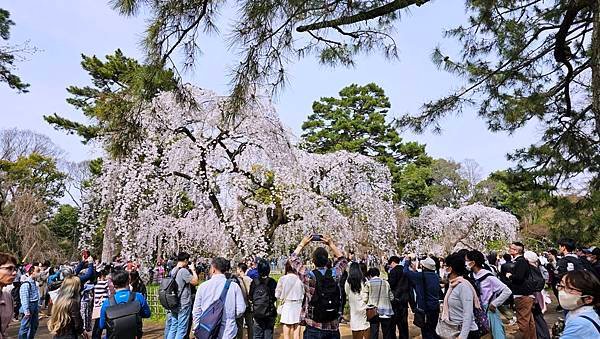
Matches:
[275,274,304,301]
[192,274,246,338]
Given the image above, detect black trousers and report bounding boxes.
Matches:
[421,310,439,339]
[369,316,396,339]
[392,306,409,339]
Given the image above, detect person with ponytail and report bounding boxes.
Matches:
[559,270,600,338]
[47,276,86,339]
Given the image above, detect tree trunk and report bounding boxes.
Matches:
[101,214,116,263]
[592,2,600,139]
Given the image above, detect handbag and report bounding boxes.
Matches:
[436,319,461,339]
[366,280,382,320]
[412,272,427,328]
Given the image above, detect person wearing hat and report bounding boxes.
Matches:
[402,256,441,339]
[18,263,41,339]
[586,247,600,278]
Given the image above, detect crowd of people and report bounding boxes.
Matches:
[0,236,599,339]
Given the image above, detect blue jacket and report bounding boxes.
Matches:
[99,289,151,330]
[403,261,440,312]
[561,306,600,339]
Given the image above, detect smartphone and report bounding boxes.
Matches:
[311,234,323,242]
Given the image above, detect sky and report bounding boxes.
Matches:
[0,1,541,176]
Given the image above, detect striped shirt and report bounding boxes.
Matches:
[93,280,109,307]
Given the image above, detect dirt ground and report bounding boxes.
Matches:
[6,306,562,338]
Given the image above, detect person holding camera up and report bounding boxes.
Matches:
[165,252,199,339]
[289,234,347,339]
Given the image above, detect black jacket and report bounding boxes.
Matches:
[510,256,532,296]
[500,260,514,286]
[388,265,411,308]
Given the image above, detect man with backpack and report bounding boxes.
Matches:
[163,252,200,339]
[508,241,537,339]
[192,257,246,339]
[99,269,151,338]
[249,259,277,339]
[289,235,347,339]
[18,263,40,339]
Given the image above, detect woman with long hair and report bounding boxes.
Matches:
[129,270,147,299]
[466,250,512,339]
[345,262,370,339]
[48,276,85,339]
[275,261,304,339]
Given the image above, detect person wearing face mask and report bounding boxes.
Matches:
[558,270,600,338]
[466,250,512,339]
[0,253,18,339]
[437,253,480,339]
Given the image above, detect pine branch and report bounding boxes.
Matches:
[296,0,430,32]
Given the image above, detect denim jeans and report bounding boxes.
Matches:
[18,302,39,339]
[303,325,341,339]
[165,304,192,339]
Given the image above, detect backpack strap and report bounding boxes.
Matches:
[127,291,136,303]
[108,295,117,307]
[476,273,493,283]
[219,279,233,303]
[580,315,600,334]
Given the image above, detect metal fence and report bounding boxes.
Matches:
[147,284,167,320]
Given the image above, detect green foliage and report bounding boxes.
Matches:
[110,0,429,113]
[0,153,67,208]
[428,159,469,208]
[48,204,79,239]
[47,204,82,257]
[300,83,432,212]
[0,8,29,92]
[394,0,599,245]
[44,50,177,158]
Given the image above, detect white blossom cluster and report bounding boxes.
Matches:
[79,86,397,262]
[404,203,518,256]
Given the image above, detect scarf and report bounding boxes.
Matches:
[441,276,481,322]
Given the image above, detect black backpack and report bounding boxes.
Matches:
[309,269,341,322]
[251,278,274,319]
[159,268,185,311]
[467,272,494,302]
[525,265,546,293]
[106,292,142,339]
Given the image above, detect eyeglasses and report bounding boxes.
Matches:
[0,266,16,272]
[557,283,581,293]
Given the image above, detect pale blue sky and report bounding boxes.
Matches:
[0,1,540,176]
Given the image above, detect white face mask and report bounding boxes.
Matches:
[558,290,585,310]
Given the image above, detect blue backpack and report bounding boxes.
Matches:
[194,279,233,339]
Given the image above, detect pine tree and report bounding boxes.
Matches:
[0,8,29,92]
[300,83,432,212]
